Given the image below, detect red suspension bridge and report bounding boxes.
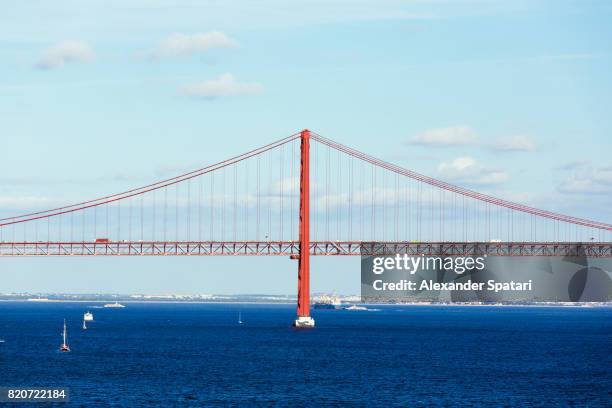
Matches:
[1,130,611,326]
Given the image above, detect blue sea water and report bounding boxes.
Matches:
[0,302,610,407]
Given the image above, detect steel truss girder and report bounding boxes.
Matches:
[0,241,611,257]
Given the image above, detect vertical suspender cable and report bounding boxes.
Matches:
[313,141,317,241]
[140,194,144,241]
[360,159,364,241]
[256,156,260,240]
[394,174,399,241]
[291,140,295,240]
[210,173,214,241]
[117,201,121,241]
[233,164,237,242]
[268,152,272,240]
[198,175,202,241]
[175,183,179,241]
[152,190,156,241]
[222,169,226,241]
[326,145,330,241]
[349,156,353,241]
[337,149,341,240]
[188,179,192,242]
[128,196,132,242]
[164,186,168,242]
[244,159,249,240]
[371,165,375,241]
[382,171,386,241]
[280,145,284,241]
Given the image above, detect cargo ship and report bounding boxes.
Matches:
[313,294,342,309]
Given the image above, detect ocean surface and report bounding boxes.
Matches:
[0,302,610,407]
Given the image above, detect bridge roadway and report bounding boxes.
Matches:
[1,241,611,257]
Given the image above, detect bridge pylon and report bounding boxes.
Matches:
[294,129,315,328]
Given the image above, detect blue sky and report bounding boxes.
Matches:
[1,0,611,294]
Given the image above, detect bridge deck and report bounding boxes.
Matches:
[0,241,611,257]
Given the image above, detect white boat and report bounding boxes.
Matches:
[103,302,125,308]
[82,319,87,330]
[344,305,368,311]
[60,320,70,352]
[238,312,243,324]
[83,311,94,321]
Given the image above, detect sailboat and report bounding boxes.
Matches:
[238,312,243,325]
[60,320,70,352]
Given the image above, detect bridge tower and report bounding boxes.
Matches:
[294,129,315,328]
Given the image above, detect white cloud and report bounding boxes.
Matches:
[408,127,541,153]
[152,31,237,58]
[558,179,608,195]
[490,135,535,152]
[437,156,509,185]
[409,125,477,146]
[37,40,94,69]
[270,177,300,196]
[558,166,612,195]
[555,159,589,171]
[592,167,612,183]
[181,74,263,99]
[439,156,476,172]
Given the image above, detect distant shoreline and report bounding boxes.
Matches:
[0,299,295,305]
[0,299,610,308]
